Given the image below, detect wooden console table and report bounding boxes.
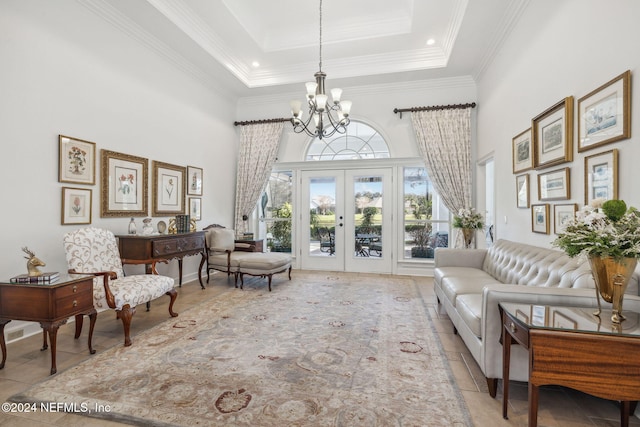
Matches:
[500,302,640,426]
[0,274,96,375]
[117,231,206,289]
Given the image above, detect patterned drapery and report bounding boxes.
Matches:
[234,122,284,235]
[410,108,473,245]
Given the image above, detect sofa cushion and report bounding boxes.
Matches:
[440,270,500,305]
[455,293,483,338]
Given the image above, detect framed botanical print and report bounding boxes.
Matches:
[578,70,631,152]
[584,149,618,205]
[101,150,148,217]
[152,161,186,216]
[187,166,203,196]
[533,97,573,169]
[516,174,529,208]
[189,197,202,221]
[531,203,550,234]
[538,167,570,201]
[61,187,92,225]
[512,128,533,173]
[58,135,96,185]
[553,203,577,234]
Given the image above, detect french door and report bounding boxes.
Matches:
[299,168,392,273]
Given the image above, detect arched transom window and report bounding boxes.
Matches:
[305,121,390,161]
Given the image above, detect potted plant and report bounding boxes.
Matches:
[553,199,640,323]
[409,223,433,258]
[452,208,484,248]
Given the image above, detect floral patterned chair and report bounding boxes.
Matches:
[63,227,178,346]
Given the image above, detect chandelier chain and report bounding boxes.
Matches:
[318,0,323,72]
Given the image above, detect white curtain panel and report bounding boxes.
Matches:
[234,122,284,235]
[411,108,472,246]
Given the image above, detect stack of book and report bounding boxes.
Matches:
[175,214,191,233]
[10,272,60,284]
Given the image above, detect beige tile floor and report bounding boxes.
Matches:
[0,271,637,426]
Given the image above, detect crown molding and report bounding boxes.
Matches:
[77,0,236,99]
[473,0,530,80]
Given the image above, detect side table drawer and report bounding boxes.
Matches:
[504,316,529,347]
[153,239,178,257]
[177,235,204,252]
[55,291,93,316]
[56,280,92,298]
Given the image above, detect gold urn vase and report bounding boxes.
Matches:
[588,256,637,324]
[461,228,475,249]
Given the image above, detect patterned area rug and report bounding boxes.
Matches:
[12,273,472,426]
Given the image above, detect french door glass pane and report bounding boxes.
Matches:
[309,177,336,257]
[354,175,383,258]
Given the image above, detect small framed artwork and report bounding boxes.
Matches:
[515,309,530,324]
[538,167,570,201]
[187,166,203,196]
[58,135,96,185]
[62,187,92,225]
[512,128,533,173]
[189,197,202,221]
[531,305,548,327]
[516,174,529,208]
[553,203,578,234]
[578,70,631,152]
[101,150,148,217]
[531,203,550,234]
[584,149,618,205]
[533,97,573,169]
[152,161,186,216]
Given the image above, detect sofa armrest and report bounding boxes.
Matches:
[434,248,487,269]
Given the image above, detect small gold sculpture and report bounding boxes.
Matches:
[22,247,45,277]
[168,218,177,234]
[190,218,197,232]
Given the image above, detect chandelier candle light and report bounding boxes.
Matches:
[290,0,351,140]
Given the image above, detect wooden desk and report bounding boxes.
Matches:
[117,231,206,289]
[0,274,96,375]
[500,303,640,426]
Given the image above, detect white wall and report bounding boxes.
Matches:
[477,0,640,247]
[237,77,477,162]
[0,0,238,334]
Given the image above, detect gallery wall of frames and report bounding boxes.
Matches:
[511,70,631,235]
[58,135,203,232]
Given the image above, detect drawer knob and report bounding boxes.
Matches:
[73,300,78,307]
[72,285,77,293]
[509,322,516,333]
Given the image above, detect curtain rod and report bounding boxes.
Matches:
[234,118,291,126]
[393,102,476,118]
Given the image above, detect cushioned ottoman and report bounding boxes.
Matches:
[237,252,292,291]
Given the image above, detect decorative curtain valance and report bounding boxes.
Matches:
[234,122,284,235]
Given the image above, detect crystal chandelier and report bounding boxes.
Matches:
[290,0,352,140]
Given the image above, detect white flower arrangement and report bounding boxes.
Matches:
[452,208,484,229]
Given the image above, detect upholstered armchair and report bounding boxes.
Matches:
[204,226,292,291]
[63,227,178,347]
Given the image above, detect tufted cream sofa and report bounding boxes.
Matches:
[434,239,640,397]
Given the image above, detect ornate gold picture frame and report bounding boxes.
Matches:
[58,135,96,185]
[516,174,529,209]
[531,203,550,234]
[584,149,618,205]
[152,161,186,217]
[533,97,573,169]
[61,187,92,225]
[578,70,631,152]
[553,203,577,235]
[512,128,533,173]
[538,167,570,201]
[101,150,148,217]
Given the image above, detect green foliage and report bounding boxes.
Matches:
[452,208,484,229]
[602,199,627,222]
[271,202,292,249]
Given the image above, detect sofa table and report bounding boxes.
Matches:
[0,274,97,375]
[117,231,206,289]
[499,302,640,427]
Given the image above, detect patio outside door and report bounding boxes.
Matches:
[300,168,392,273]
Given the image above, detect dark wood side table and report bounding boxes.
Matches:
[117,231,206,289]
[0,274,97,375]
[500,302,640,427]
[235,239,264,252]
